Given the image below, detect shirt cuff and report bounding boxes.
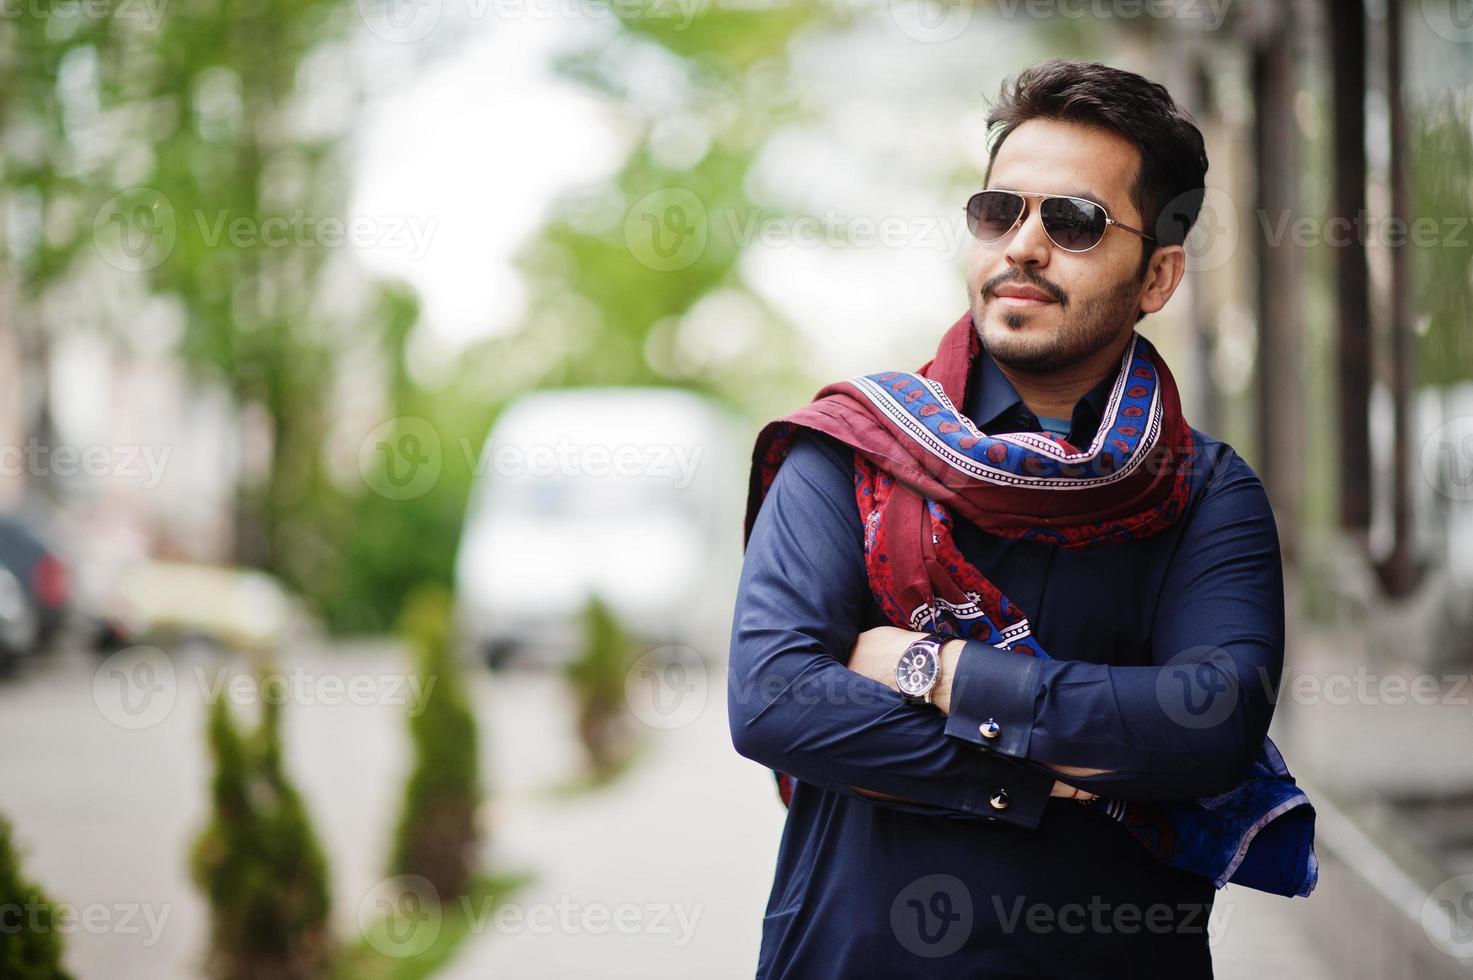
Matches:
[943,638,1044,760]
[951,753,1053,830]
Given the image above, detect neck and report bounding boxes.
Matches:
[991,332,1132,420]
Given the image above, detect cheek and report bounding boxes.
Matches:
[1102,239,1144,283]
[1055,253,1128,301]
[965,242,986,286]
[966,243,1008,295]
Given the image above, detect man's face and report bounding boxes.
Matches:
[966,118,1151,374]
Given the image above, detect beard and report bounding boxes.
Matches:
[970,271,1141,374]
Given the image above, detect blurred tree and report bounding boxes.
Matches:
[95,0,362,573]
[317,283,494,633]
[0,9,112,497]
[192,677,333,980]
[0,813,74,980]
[1,0,370,587]
[1,0,450,632]
[389,584,483,901]
[1411,93,1473,388]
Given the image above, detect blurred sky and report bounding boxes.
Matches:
[349,14,628,348]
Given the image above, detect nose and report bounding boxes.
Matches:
[1002,197,1052,270]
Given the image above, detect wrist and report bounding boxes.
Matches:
[933,638,966,714]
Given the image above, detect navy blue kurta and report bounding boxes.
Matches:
[728,340,1284,978]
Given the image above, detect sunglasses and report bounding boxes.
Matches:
[964,189,1156,253]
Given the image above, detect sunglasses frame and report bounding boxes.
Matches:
[964,189,1157,253]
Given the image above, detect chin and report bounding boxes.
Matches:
[978,311,1056,364]
[982,303,1056,337]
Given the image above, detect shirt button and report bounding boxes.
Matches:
[980,718,1001,740]
[989,789,1010,811]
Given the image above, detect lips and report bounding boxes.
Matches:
[993,284,1056,305]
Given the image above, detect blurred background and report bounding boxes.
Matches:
[0,0,1472,976]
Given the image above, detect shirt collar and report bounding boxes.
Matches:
[965,342,1117,445]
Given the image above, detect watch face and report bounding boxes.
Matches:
[896,644,939,697]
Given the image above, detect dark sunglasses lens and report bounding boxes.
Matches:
[1041,197,1107,251]
[967,191,1024,242]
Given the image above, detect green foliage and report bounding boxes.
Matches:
[1,0,368,579]
[191,674,333,980]
[613,1,830,69]
[565,594,637,781]
[313,282,532,636]
[494,5,824,405]
[389,585,482,901]
[0,814,74,980]
[318,480,469,634]
[1410,93,1473,386]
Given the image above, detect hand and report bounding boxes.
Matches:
[1050,780,1099,801]
[1048,764,1107,802]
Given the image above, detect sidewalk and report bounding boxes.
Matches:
[1276,624,1473,802]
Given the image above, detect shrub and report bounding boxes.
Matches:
[0,813,73,980]
[565,594,637,780]
[388,585,483,901]
[191,672,333,980]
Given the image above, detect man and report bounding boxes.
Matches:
[728,60,1314,979]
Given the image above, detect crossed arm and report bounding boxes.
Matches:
[727,430,1284,829]
[843,627,1106,803]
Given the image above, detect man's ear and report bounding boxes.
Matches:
[1138,244,1188,316]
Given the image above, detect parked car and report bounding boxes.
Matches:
[0,514,70,671]
[454,387,746,670]
[94,560,314,655]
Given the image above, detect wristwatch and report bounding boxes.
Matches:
[895,632,947,705]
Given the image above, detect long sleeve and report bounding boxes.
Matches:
[728,430,1055,828]
[942,450,1284,802]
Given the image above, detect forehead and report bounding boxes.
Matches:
[987,118,1142,219]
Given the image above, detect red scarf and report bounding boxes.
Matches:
[744,309,1194,657]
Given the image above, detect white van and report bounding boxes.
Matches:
[454,386,747,670]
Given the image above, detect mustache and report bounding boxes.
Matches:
[980,270,1068,307]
